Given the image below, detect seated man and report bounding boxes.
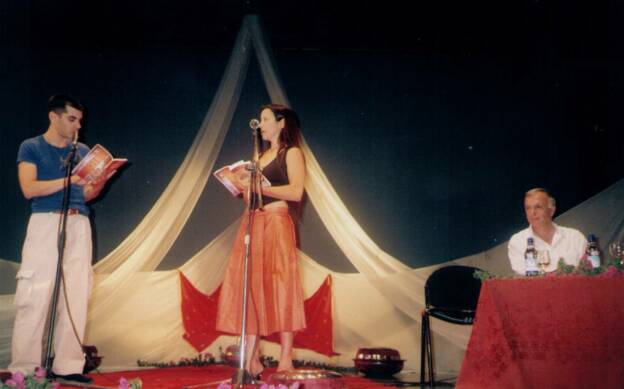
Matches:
[508,188,586,275]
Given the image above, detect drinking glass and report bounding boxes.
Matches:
[608,242,623,260]
[537,250,551,274]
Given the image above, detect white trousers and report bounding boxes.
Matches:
[9,213,93,375]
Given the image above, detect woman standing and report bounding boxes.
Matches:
[216,104,307,379]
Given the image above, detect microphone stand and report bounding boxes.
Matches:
[44,140,78,377]
[231,126,264,387]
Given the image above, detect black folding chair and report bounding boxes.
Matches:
[420,265,483,387]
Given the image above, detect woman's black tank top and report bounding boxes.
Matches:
[251,148,290,208]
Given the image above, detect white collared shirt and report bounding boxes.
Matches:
[507,223,587,275]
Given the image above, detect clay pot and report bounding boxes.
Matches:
[353,347,404,377]
[222,344,240,367]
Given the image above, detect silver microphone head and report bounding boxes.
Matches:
[249,118,260,130]
[72,131,78,146]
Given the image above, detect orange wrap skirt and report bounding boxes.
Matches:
[216,207,306,336]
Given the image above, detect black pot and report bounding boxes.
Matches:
[353,347,405,377]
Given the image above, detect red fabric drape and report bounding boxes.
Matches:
[180,272,338,356]
[456,276,624,389]
[181,275,223,352]
[265,275,338,356]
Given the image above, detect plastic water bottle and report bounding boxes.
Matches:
[525,237,539,276]
[586,234,601,269]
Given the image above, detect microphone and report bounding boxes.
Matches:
[63,131,80,167]
[249,119,260,130]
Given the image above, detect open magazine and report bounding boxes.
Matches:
[72,144,127,184]
[213,160,271,196]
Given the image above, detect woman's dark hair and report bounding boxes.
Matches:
[259,104,302,156]
[258,104,306,223]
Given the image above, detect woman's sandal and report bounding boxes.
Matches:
[250,368,264,383]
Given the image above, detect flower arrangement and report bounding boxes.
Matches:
[137,353,215,368]
[137,353,355,375]
[554,256,623,276]
[117,377,142,389]
[1,368,58,389]
[292,360,355,375]
[473,256,624,281]
[0,368,141,389]
[263,356,356,375]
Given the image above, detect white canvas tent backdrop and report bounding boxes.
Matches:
[82,15,472,371]
[1,15,623,373]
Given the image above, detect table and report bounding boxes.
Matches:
[456,275,624,389]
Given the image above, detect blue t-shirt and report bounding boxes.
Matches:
[17,135,91,215]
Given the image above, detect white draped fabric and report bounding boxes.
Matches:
[1,15,623,374]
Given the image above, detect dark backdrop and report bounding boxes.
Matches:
[0,0,621,272]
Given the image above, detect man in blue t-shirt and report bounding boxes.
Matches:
[10,94,109,384]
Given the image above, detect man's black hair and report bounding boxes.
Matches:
[47,94,84,115]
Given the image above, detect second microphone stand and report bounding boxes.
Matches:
[231,125,264,387]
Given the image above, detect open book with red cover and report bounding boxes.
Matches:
[213,160,271,196]
[72,144,127,184]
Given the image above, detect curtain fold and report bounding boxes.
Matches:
[87,19,253,322]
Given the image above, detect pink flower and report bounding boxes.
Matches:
[603,265,622,278]
[118,377,130,389]
[34,367,46,379]
[11,371,25,384]
[7,372,26,389]
[5,379,24,389]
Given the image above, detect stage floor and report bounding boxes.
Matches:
[54,365,457,388]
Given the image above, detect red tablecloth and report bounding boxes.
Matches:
[456,276,624,389]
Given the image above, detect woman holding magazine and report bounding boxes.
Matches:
[216,104,307,379]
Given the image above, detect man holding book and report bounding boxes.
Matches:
[9,94,110,384]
